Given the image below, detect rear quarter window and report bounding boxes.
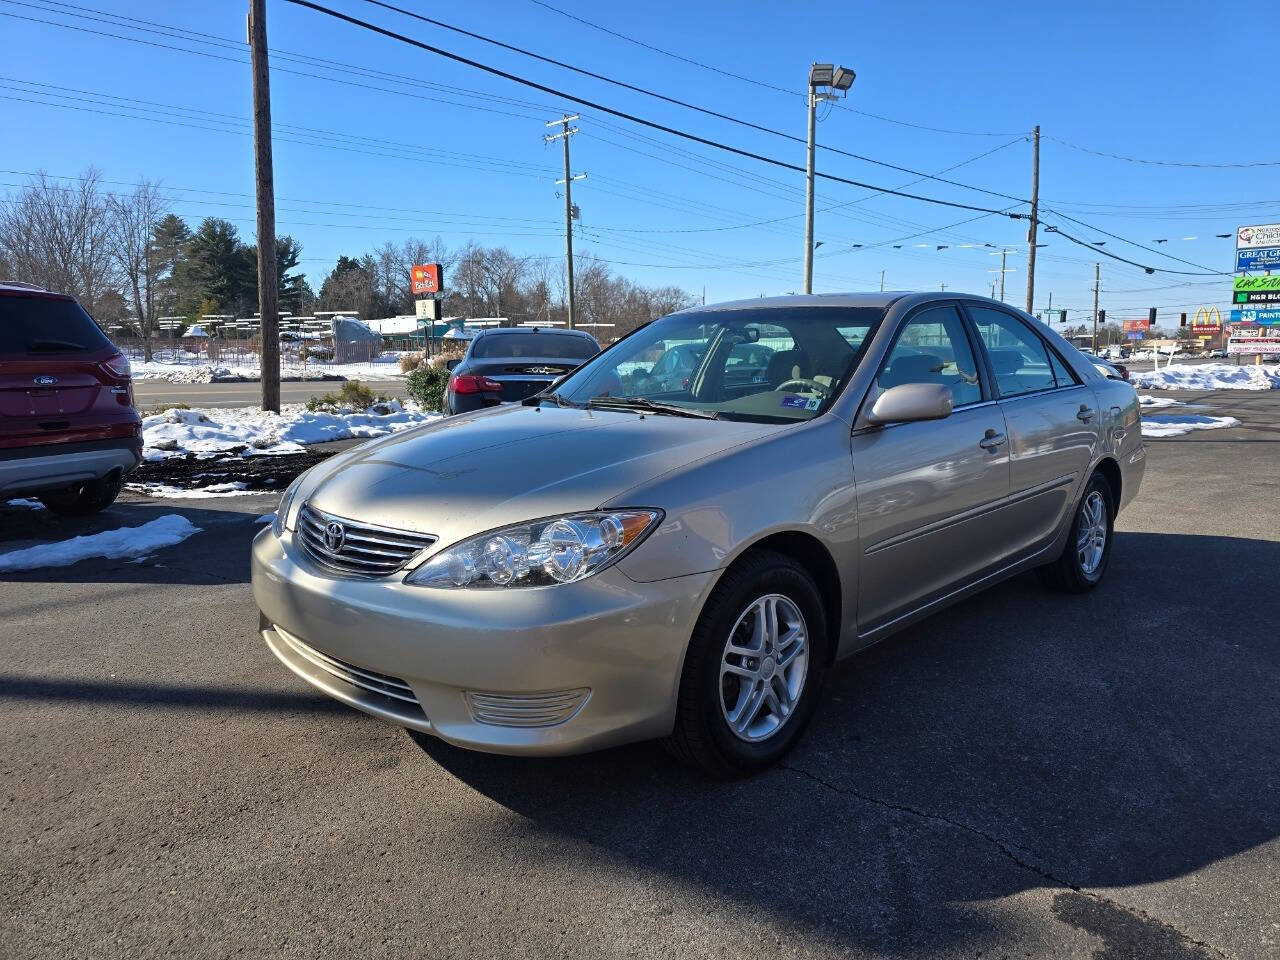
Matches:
[471,333,597,360]
[0,295,112,355]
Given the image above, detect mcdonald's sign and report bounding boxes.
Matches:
[1191,305,1222,335]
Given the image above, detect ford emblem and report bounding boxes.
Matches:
[323,521,346,554]
[33,375,58,386]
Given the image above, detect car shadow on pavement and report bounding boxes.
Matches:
[412,531,1279,957]
[0,675,354,716]
[0,499,268,585]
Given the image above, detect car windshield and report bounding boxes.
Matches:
[0,294,111,355]
[551,306,883,423]
[470,332,597,359]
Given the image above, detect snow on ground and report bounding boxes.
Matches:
[4,499,42,509]
[130,353,408,382]
[0,514,201,572]
[1132,363,1280,391]
[142,401,439,459]
[125,481,253,498]
[1141,415,1241,438]
[1138,395,1188,409]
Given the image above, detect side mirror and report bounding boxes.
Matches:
[866,383,952,425]
[445,357,461,372]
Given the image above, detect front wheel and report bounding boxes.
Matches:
[1036,472,1114,593]
[663,550,828,776]
[39,472,123,516]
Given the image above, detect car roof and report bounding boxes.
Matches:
[0,281,73,300]
[475,325,596,338]
[682,291,1015,314]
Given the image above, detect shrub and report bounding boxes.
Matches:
[398,351,425,373]
[405,364,450,412]
[306,380,387,413]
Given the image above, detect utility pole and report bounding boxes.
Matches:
[803,63,855,294]
[1025,124,1040,314]
[249,0,278,412]
[989,248,1014,302]
[545,114,584,329]
[1091,262,1100,354]
[879,269,884,292]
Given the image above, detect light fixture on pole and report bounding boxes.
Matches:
[804,61,855,295]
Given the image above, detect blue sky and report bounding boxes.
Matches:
[2,0,1275,326]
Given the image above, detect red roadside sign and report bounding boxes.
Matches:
[410,263,442,295]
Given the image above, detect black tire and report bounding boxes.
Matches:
[662,549,829,777]
[1036,471,1114,593]
[38,472,123,516]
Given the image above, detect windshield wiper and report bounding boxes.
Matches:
[523,391,579,408]
[28,338,87,351]
[586,396,720,419]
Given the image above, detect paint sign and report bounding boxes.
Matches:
[1238,224,1280,249]
[1230,308,1280,326]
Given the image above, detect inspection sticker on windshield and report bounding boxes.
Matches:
[780,394,820,411]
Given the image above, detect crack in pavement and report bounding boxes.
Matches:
[779,762,1230,959]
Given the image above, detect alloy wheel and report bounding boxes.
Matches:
[1077,490,1107,575]
[718,594,809,743]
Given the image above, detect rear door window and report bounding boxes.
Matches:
[968,306,1057,397]
[0,295,111,355]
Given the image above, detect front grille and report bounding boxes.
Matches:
[467,688,590,728]
[296,503,435,579]
[275,625,423,711]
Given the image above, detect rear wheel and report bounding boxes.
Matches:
[1036,472,1114,593]
[39,472,123,516]
[663,550,828,776]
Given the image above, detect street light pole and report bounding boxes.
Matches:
[803,87,818,294]
[803,63,854,295]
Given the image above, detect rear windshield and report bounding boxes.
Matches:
[0,295,112,355]
[470,333,597,360]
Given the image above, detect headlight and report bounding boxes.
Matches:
[405,510,662,588]
[272,471,308,538]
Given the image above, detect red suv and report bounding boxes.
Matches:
[1,283,142,514]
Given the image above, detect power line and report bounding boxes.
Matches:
[525,0,796,97]
[359,0,1032,205]
[1045,134,1280,169]
[282,0,1028,219]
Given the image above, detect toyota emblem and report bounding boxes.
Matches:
[323,521,346,553]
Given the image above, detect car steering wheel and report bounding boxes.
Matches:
[776,378,830,397]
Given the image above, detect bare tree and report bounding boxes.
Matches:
[108,179,165,360]
[0,169,116,309]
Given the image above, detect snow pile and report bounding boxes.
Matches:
[1141,415,1240,438]
[1132,363,1280,391]
[130,354,408,382]
[4,499,42,509]
[0,514,201,572]
[126,481,252,498]
[1138,395,1187,409]
[142,401,439,459]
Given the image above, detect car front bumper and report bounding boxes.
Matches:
[251,526,718,755]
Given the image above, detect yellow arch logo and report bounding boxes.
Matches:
[1193,305,1221,327]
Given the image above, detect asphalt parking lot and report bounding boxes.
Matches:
[2,398,1278,959]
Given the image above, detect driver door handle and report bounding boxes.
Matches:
[979,429,1007,451]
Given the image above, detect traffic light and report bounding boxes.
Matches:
[1149,307,1157,325]
[1059,310,1067,324]
[1180,312,1187,327]
[1098,310,1105,324]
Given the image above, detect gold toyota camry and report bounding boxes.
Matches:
[252,293,1144,774]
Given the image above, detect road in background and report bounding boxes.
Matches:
[1,430,1278,958]
[133,379,409,409]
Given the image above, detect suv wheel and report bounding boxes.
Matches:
[663,550,828,776]
[39,472,123,516]
[1036,472,1114,593]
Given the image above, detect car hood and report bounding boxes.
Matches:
[303,403,780,546]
